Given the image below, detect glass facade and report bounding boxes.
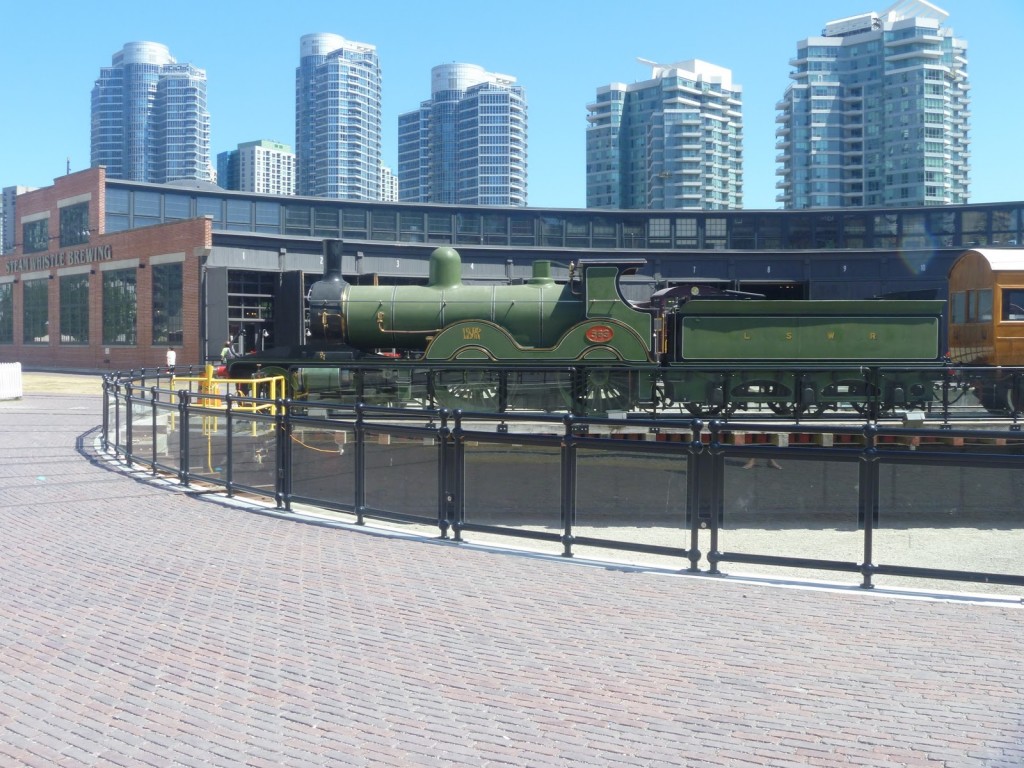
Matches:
[776,6,969,209]
[91,42,211,184]
[295,34,382,200]
[586,60,743,210]
[105,180,1024,254]
[399,64,527,206]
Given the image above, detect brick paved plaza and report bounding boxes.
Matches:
[0,385,1021,767]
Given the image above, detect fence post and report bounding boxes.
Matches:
[150,385,159,473]
[224,393,234,496]
[125,382,135,469]
[101,376,111,452]
[560,414,578,557]
[178,391,191,487]
[276,398,290,511]
[858,422,880,589]
[439,408,464,541]
[354,403,366,526]
[685,417,705,573]
[704,420,726,575]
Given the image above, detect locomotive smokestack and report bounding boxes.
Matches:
[323,239,344,280]
[307,239,349,342]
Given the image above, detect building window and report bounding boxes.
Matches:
[59,274,89,344]
[152,263,183,345]
[22,278,49,344]
[103,269,137,345]
[0,283,13,344]
[312,207,338,238]
[22,219,48,254]
[59,203,90,248]
[164,195,191,220]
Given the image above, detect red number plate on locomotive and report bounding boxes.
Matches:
[585,325,615,343]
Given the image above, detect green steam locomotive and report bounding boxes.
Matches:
[225,239,944,416]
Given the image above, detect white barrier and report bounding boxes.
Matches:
[0,362,23,400]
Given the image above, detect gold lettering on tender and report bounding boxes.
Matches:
[868,331,878,340]
[827,331,836,340]
[743,332,752,340]
[463,326,482,340]
[785,331,793,341]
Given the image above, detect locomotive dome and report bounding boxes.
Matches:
[428,246,462,289]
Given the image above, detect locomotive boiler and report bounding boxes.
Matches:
[225,239,946,417]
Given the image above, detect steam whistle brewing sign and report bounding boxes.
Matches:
[4,244,113,275]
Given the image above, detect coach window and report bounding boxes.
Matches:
[1002,289,1024,321]
[978,289,993,322]
[950,291,966,324]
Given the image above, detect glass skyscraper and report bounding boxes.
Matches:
[91,42,210,184]
[586,59,743,210]
[295,33,382,200]
[775,1,970,209]
[398,63,527,206]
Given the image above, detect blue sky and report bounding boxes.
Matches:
[2,0,1020,209]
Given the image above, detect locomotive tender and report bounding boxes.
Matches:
[226,239,945,416]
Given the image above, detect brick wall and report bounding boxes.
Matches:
[0,169,213,372]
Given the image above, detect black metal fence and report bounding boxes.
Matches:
[102,369,1024,594]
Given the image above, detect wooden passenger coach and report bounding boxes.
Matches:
[948,248,1024,366]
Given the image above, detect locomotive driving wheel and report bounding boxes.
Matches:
[561,368,634,415]
[582,369,633,414]
[430,370,502,412]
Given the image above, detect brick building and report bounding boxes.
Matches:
[1,168,212,372]
[3,165,1023,374]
